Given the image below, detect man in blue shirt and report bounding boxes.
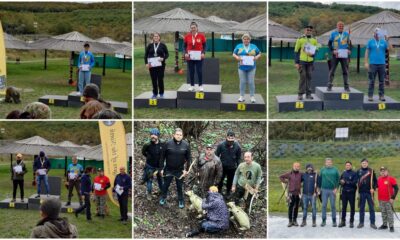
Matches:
[365,28,392,102]
[66,156,83,206]
[114,166,132,224]
[327,21,352,92]
[77,43,95,94]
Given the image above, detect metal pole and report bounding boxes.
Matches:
[69,51,74,84]
[144,34,147,48]
[10,154,12,180]
[212,32,215,58]
[280,40,283,62]
[357,44,360,73]
[174,31,179,72]
[102,54,106,76]
[269,37,272,67]
[64,156,67,177]
[44,49,47,70]
[123,55,126,73]
[231,33,234,52]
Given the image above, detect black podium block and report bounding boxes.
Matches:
[68,91,85,108]
[61,202,81,214]
[109,101,129,114]
[28,194,60,210]
[276,95,323,112]
[38,95,68,107]
[177,84,221,101]
[134,91,177,108]
[186,58,219,85]
[315,87,364,110]
[0,198,28,209]
[37,176,62,196]
[220,94,265,112]
[91,74,102,93]
[177,99,220,110]
[311,62,329,93]
[363,96,400,111]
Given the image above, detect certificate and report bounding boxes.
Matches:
[115,184,124,195]
[81,64,90,71]
[68,172,76,180]
[13,165,22,173]
[189,50,202,60]
[38,169,47,175]
[241,56,255,66]
[148,57,162,67]
[337,49,348,58]
[94,183,102,191]
[304,43,316,55]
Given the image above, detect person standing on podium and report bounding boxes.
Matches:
[11,153,27,202]
[65,156,83,206]
[33,151,51,198]
[184,21,206,92]
[77,43,95,95]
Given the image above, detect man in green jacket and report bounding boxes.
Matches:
[318,158,340,227]
[294,25,319,100]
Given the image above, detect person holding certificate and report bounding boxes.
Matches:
[75,167,93,221]
[65,156,83,206]
[93,168,111,218]
[183,22,207,92]
[365,28,392,102]
[294,25,319,100]
[233,33,261,103]
[12,153,27,202]
[327,21,352,92]
[144,32,169,99]
[77,43,95,94]
[113,166,132,223]
[33,151,51,198]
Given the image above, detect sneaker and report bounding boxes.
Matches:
[306,95,314,100]
[357,223,364,228]
[159,198,166,206]
[287,222,293,227]
[21,199,24,203]
[188,86,194,92]
[292,221,299,227]
[151,94,157,99]
[297,95,303,100]
[159,94,164,98]
[11,199,15,203]
[378,224,388,230]
[327,86,332,91]
[380,95,386,102]
[178,201,184,209]
[368,96,373,102]
[238,96,244,102]
[250,96,256,103]
[300,220,306,227]
[35,195,40,198]
[321,220,326,227]
[370,224,377,229]
[74,210,79,218]
[199,86,204,92]
[333,222,337,227]
[350,222,354,228]
[344,88,351,92]
[338,221,345,228]
[65,202,71,206]
[390,226,394,232]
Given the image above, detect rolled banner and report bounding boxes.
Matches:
[0,21,6,95]
[99,121,127,207]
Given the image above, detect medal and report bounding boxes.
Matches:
[192,33,197,47]
[243,44,250,55]
[375,39,380,50]
[153,43,160,57]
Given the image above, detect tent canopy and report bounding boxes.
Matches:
[206,15,239,28]
[5,33,30,50]
[230,14,266,38]
[95,37,127,50]
[115,45,132,57]
[268,19,301,43]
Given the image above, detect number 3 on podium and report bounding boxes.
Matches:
[341,93,349,100]
[237,103,246,111]
[195,92,204,99]
[295,102,304,109]
[149,99,157,106]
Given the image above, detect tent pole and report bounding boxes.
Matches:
[123,55,126,73]
[231,33,234,52]
[174,31,179,72]
[102,54,106,76]
[69,51,74,84]
[212,32,215,58]
[280,40,283,62]
[64,156,67,177]
[44,49,48,70]
[10,154,12,180]
[83,157,86,169]
[357,44,360,74]
[268,37,272,67]
[287,42,290,59]
[144,34,147,48]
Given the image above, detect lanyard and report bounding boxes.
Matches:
[40,158,45,167]
[243,44,250,54]
[338,32,343,42]
[192,33,198,46]
[82,52,89,63]
[153,42,160,57]
[375,39,381,49]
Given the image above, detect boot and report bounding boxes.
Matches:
[300,219,306,227]
[287,221,293,227]
[350,222,354,228]
[378,224,388,230]
[305,95,314,100]
[370,223,377,229]
[321,220,326,227]
[297,95,303,100]
[327,86,332,91]
[338,220,345,228]
[390,227,394,232]
[185,229,200,238]
[357,223,364,228]
[293,220,299,227]
[312,219,316,227]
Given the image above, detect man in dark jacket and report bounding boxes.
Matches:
[216,130,241,197]
[339,161,358,228]
[12,153,27,202]
[114,166,132,223]
[301,163,318,227]
[33,151,51,198]
[185,186,229,237]
[141,128,164,200]
[279,162,302,227]
[159,128,191,209]
[75,167,92,221]
[357,158,377,229]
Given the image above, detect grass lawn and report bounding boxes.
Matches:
[134,43,266,119]
[0,161,132,238]
[269,58,400,119]
[4,58,131,119]
[268,156,400,213]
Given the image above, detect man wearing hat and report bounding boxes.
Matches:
[93,168,111,218]
[377,166,398,232]
[216,130,242,198]
[339,161,358,228]
[66,156,83,206]
[12,153,27,202]
[327,21,352,92]
[194,144,223,197]
[294,25,319,100]
[141,128,164,200]
[33,151,51,198]
[356,158,377,229]
[77,42,95,94]
[30,198,78,238]
[300,163,318,227]
[364,28,393,102]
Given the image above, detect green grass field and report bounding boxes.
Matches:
[0,161,132,238]
[4,57,131,119]
[134,43,266,119]
[268,156,400,213]
[269,58,400,119]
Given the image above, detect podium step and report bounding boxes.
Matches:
[177,99,220,110]
[186,58,220,85]
[109,101,129,114]
[68,91,85,108]
[220,94,265,112]
[134,91,177,108]
[177,84,221,100]
[38,95,68,107]
[276,95,323,112]
[61,202,81,214]
[363,96,400,111]
[315,87,364,110]
[28,194,60,210]
[0,198,28,209]
[310,62,329,93]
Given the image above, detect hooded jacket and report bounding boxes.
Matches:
[201,192,230,230]
[30,218,78,238]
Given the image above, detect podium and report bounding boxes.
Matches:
[186,58,220,85]
[363,96,400,111]
[68,91,85,108]
[310,62,329,92]
[134,91,177,108]
[220,94,266,112]
[39,95,68,107]
[61,202,81,214]
[177,84,221,110]
[0,198,28,209]
[315,87,363,110]
[276,95,323,112]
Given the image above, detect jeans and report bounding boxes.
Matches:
[218,168,236,196]
[321,188,336,221]
[328,56,349,88]
[12,180,24,199]
[76,193,91,220]
[201,220,224,233]
[302,194,317,220]
[149,66,165,95]
[188,60,203,86]
[238,68,256,96]
[37,175,49,195]
[367,64,386,97]
[142,164,163,194]
[78,70,91,94]
[341,190,355,222]
[359,192,375,224]
[162,171,184,202]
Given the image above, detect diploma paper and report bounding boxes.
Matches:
[304,44,316,55]
[337,49,348,58]
[148,57,162,67]
[189,50,202,60]
[13,166,22,173]
[241,56,255,66]
[115,184,124,195]
[81,64,90,71]
[68,172,76,180]
[38,169,46,175]
[94,183,102,191]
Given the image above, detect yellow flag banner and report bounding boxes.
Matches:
[0,21,7,95]
[99,121,127,207]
